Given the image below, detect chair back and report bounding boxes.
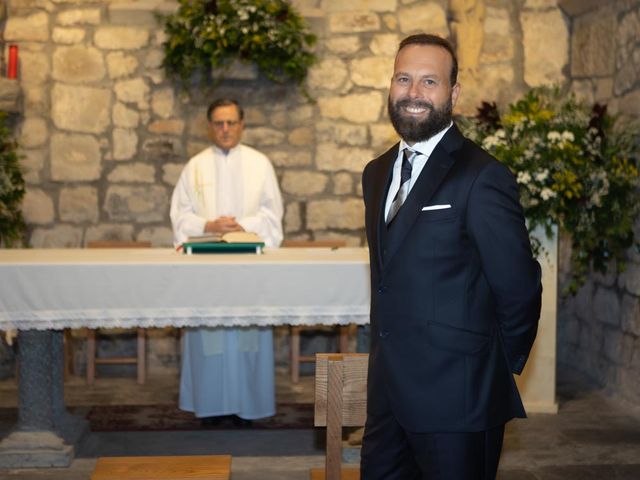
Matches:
[314,353,368,480]
[87,241,152,248]
[282,239,347,249]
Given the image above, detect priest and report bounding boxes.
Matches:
[170,98,284,426]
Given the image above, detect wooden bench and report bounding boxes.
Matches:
[91,454,231,479]
[312,353,368,480]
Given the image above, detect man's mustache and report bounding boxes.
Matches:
[394,98,434,112]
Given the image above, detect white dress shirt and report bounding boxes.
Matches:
[384,122,453,222]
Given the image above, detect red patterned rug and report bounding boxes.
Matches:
[85,403,314,431]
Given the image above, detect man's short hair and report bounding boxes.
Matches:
[398,34,458,87]
[206,98,244,122]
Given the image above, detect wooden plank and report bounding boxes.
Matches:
[314,354,368,428]
[91,455,231,480]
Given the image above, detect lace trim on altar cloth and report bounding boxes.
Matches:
[0,306,370,330]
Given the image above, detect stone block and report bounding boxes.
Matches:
[0,78,21,112]
[59,186,98,223]
[52,45,105,83]
[316,143,373,172]
[321,0,396,12]
[288,127,314,146]
[106,52,139,79]
[21,85,47,115]
[30,225,83,248]
[113,102,140,128]
[20,149,46,184]
[144,49,165,70]
[621,293,640,336]
[318,92,383,124]
[148,119,184,136]
[141,137,182,161]
[382,13,396,30]
[94,26,150,50]
[317,121,368,147]
[284,202,302,233]
[307,198,365,230]
[138,226,174,248]
[85,224,135,245]
[114,78,149,109]
[23,188,54,225]
[281,171,328,196]
[108,163,155,183]
[20,50,50,85]
[112,128,138,161]
[603,329,623,364]
[108,1,177,25]
[104,185,168,223]
[186,141,210,159]
[369,123,399,151]
[307,57,349,91]
[268,150,313,168]
[370,34,399,56]
[571,10,616,77]
[350,56,393,89]
[332,172,353,195]
[593,286,621,327]
[398,3,448,36]
[329,12,380,33]
[326,36,361,55]
[19,117,47,148]
[522,9,569,87]
[56,8,101,25]
[162,163,183,186]
[616,89,640,117]
[151,88,175,118]
[187,111,209,140]
[243,127,286,147]
[4,11,49,41]
[50,132,101,181]
[52,84,111,134]
[620,263,640,296]
[52,27,85,44]
[614,9,640,96]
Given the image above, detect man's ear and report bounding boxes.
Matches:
[451,83,461,109]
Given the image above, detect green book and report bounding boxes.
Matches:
[182,241,264,255]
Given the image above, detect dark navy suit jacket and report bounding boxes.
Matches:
[362,124,542,432]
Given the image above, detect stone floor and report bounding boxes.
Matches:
[0,365,639,479]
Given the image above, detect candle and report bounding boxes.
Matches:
[7,45,18,79]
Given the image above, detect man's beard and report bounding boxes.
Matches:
[388,96,452,143]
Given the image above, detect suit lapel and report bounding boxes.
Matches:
[382,125,465,269]
[370,147,397,274]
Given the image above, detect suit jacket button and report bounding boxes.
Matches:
[379,330,389,338]
[377,286,387,294]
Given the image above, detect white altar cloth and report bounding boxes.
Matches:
[0,248,370,330]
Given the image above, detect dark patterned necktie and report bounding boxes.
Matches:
[387,149,416,226]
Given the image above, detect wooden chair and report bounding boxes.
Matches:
[312,353,368,480]
[91,454,231,479]
[86,240,151,385]
[282,239,352,383]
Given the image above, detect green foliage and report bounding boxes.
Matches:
[0,111,25,248]
[460,86,640,295]
[162,0,317,90]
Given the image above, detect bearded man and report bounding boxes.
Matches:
[360,33,542,480]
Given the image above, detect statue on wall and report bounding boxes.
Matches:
[449,0,486,81]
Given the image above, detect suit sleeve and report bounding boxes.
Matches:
[467,161,542,375]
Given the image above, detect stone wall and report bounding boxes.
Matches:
[1,0,574,375]
[559,0,640,404]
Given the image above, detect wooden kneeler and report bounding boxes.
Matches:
[91,455,231,480]
[312,353,368,480]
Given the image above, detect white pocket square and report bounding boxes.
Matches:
[422,204,451,211]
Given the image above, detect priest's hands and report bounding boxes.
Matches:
[204,216,245,234]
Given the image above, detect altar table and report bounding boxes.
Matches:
[0,247,370,468]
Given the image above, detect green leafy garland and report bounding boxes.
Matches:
[460,86,640,295]
[162,0,317,88]
[0,111,25,248]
